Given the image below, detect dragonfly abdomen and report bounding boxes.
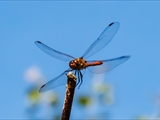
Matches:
[86,61,103,67]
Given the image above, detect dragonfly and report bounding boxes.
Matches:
[35,22,130,92]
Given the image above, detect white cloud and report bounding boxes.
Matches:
[24,66,44,83]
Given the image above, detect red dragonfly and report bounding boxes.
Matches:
[35,22,130,92]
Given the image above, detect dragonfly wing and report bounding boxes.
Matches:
[35,41,75,61]
[87,56,130,74]
[39,69,72,92]
[82,22,120,59]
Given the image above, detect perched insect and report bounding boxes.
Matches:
[35,22,130,92]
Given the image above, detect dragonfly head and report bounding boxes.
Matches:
[69,59,78,70]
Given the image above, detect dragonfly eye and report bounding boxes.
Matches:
[69,60,78,70]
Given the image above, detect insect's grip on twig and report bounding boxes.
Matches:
[61,72,76,120]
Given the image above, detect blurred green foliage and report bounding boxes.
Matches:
[78,95,92,106]
[25,75,158,119]
[28,88,40,105]
[136,115,149,120]
[25,80,114,119]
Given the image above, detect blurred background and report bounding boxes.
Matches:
[0,1,160,119]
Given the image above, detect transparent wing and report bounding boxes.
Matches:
[82,22,120,59]
[35,41,75,61]
[39,69,72,92]
[87,56,130,74]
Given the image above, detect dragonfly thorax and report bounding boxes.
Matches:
[69,58,87,70]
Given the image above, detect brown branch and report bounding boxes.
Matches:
[61,72,77,120]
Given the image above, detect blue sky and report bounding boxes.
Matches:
[0,1,160,119]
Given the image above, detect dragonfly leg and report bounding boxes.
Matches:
[76,70,80,87]
[74,70,79,87]
[78,71,83,89]
[74,70,77,75]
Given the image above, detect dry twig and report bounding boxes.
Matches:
[61,72,76,120]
